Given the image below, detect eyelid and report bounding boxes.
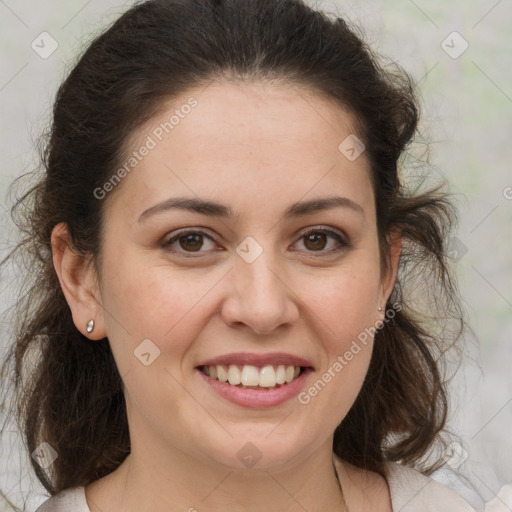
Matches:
[162,226,217,243]
[295,225,348,243]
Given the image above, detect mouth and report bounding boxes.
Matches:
[196,364,307,390]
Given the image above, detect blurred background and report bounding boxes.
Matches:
[0,0,510,510]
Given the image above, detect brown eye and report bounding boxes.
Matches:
[294,228,350,255]
[179,233,204,252]
[303,232,328,251]
[163,230,217,256]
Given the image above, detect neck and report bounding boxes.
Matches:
[85,438,346,512]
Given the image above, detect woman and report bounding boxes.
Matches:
[1,0,477,510]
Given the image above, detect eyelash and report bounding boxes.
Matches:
[162,227,351,258]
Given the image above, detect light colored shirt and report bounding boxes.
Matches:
[35,457,477,511]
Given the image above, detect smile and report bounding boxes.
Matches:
[198,364,303,389]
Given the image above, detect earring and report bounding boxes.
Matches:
[376,306,384,329]
[86,319,95,333]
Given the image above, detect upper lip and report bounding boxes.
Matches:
[196,352,314,369]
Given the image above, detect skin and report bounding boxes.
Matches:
[52,80,399,512]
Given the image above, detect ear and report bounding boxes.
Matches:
[51,222,106,340]
[380,229,402,306]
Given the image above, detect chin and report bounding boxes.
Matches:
[196,428,314,472]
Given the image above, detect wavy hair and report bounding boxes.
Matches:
[1,0,466,497]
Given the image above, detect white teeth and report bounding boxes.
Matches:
[204,364,302,388]
[228,365,241,385]
[276,365,286,384]
[241,365,260,386]
[259,365,276,387]
[217,365,228,382]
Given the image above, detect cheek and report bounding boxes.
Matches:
[299,259,381,339]
[98,258,215,423]
[99,251,223,362]
[294,257,380,400]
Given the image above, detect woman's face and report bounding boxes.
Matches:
[91,80,397,471]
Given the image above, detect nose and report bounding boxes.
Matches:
[220,252,300,335]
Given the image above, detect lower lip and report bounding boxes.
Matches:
[196,368,313,408]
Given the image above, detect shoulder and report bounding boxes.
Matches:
[35,487,89,512]
[334,454,477,512]
[335,457,393,511]
[384,461,478,512]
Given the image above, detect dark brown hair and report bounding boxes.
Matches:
[1,0,465,498]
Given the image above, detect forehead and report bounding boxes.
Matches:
[106,80,373,220]
[164,79,359,143]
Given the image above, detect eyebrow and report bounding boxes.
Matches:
[138,196,365,222]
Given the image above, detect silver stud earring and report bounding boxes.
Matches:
[86,319,95,333]
[378,307,383,311]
